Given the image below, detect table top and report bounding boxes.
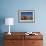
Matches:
[4,32,43,40]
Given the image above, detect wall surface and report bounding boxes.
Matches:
[0,0,46,33]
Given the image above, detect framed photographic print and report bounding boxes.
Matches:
[18,10,35,23]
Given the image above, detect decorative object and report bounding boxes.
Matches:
[25,32,38,35]
[5,18,14,35]
[18,10,35,23]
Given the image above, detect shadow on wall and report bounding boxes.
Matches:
[0,33,4,46]
[0,16,5,46]
[0,16,5,32]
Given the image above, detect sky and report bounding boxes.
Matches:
[21,12,33,16]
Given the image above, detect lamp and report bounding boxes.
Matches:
[5,18,14,35]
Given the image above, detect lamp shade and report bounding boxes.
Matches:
[5,18,14,25]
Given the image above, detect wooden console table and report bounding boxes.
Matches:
[4,32,43,46]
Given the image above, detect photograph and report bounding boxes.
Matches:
[18,10,35,23]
